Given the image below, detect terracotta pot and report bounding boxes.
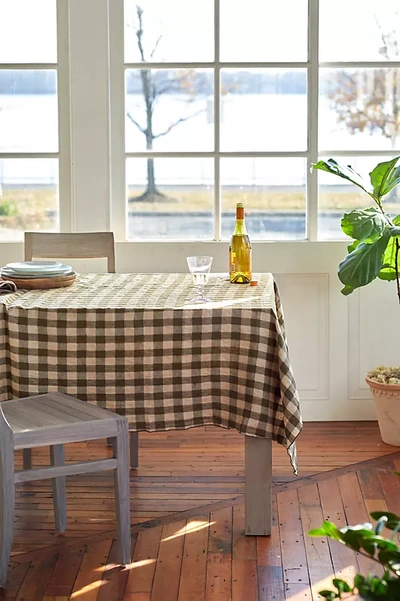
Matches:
[366,376,400,446]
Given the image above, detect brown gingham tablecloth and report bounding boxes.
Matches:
[0,272,302,472]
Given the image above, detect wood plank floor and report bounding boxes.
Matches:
[2,421,399,600]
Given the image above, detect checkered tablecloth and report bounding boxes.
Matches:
[0,272,302,471]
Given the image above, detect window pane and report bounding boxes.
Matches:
[0,159,58,241]
[127,158,214,240]
[221,69,307,152]
[317,156,394,240]
[220,0,307,62]
[221,158,307,240]
[0,0,57,63]
[124,0,214,62]
[0,70,58,152]
[126,69,213,152]
[320,0,400,62]
[319,68,400,151]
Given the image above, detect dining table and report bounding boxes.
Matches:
[0,271,302,536]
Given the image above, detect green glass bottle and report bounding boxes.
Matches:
[229,203,252,284]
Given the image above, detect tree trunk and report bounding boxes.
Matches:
[146,157,157,195]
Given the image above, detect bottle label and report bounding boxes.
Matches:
[229,248,236,273]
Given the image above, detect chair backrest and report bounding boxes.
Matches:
[24,232,115,273]
[0,403,14,477]
[0,404,12,442]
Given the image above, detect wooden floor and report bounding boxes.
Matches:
[2,421,399,600]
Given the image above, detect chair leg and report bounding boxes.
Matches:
[22,448,32,470]
[129,431,139,469]
[0,433,15,587]
[50,444,66,532]
[113,419,131,564]
[112,432,139,468]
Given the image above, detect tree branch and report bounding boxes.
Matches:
[135,4,146,62]
[150,34,162,59]
[153,108,205,139]
[127,111,146,134]
[152,73,198,99]
[135,5,163,63]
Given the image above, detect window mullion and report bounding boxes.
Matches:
[57,0,72,232]
[214,0,221,241]
[68,0,111,233]
[307,0,319,241]
[109,0,126,241]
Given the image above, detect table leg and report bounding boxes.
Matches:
[129,431,139,469]
[244,436,272,536]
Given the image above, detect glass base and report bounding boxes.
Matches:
[188,295,211,304]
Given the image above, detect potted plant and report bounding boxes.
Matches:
[312,156,400,445]
[308,473,400,599]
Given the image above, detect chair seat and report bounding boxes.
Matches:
[2,392,122,449]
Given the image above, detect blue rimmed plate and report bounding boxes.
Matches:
[5,261,64,273]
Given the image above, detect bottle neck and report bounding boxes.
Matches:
[233,218,248,236]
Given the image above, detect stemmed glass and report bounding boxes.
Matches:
[186,256,213,303]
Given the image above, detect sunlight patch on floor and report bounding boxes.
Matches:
[70,580,106,597]
[162,519,214,542]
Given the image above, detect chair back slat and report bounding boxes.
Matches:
[24,232,115,273]
[0,403,14,489]
[0,404,13,441]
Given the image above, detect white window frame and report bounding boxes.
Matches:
[0,0,71,233]
[110,0,316,241]
[109,0,400,243]
[3,1,399,244]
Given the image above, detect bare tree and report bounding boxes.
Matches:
[127,4,208,202]
[327,19,400,149]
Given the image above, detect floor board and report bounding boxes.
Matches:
[2,421,399,600]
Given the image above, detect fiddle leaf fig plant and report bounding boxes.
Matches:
[312,156,400,301]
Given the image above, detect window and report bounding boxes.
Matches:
[318,0,400,240]
[0,0,67,241]
[120,0,400,241]
[1,1,398,243]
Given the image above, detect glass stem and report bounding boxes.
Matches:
[196,285,204,300]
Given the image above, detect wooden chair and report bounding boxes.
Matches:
[0,392,131,588]
[24,231,116,273]
[23,232,139,470]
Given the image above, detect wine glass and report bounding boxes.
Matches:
[186,256,213,303]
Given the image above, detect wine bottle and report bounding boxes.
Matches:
[229,203,252,284]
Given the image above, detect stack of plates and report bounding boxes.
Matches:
[1,261,76,289]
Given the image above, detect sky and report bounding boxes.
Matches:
[0,0,57,63]
[124,0,399,64]
[0,0,399,65]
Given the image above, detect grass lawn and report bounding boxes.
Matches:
[128,187,400,213]
[1,187,400,233]
[0,188,57,231]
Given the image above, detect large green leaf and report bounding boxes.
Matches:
[369,156,400,199]
[341,208,388,242]
[370,511,400,530]
[378,216,400,281]
[309,522,341,540]
[338,230,391,295]
[312,159,373,197]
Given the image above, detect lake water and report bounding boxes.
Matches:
[0,92,395,184]
[0,93,395,240]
